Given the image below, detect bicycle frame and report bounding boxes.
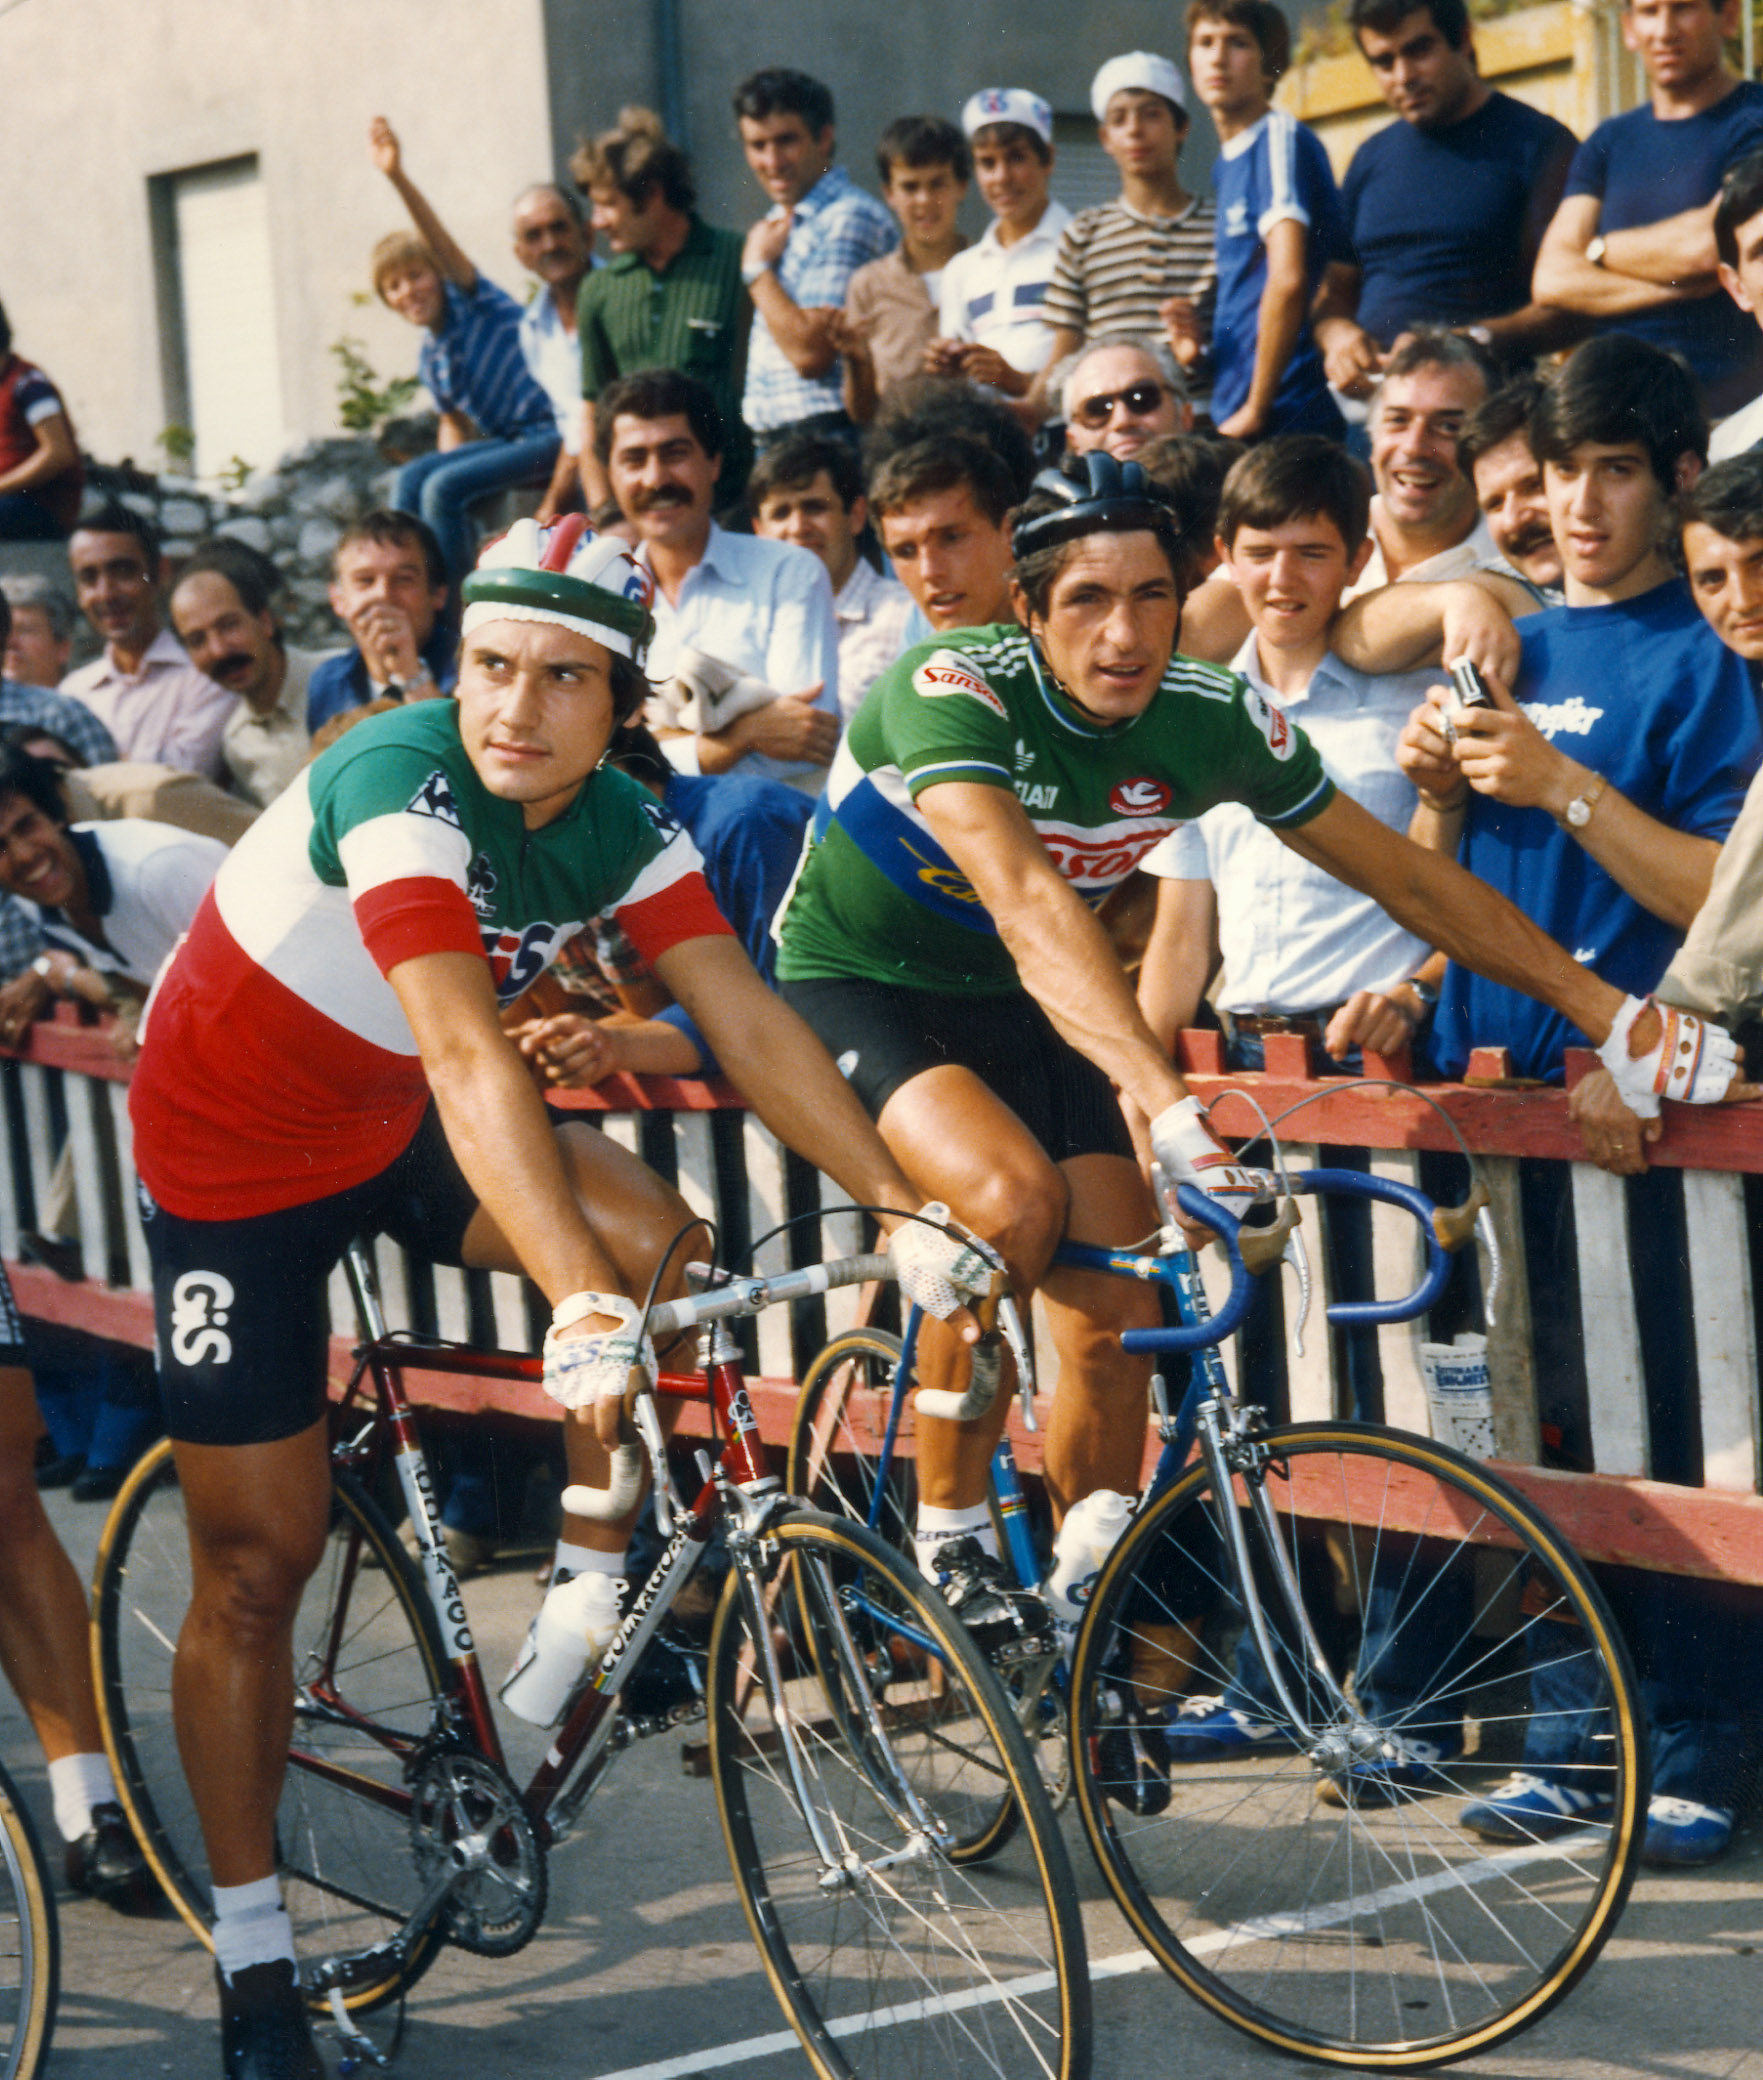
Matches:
[836,1168,1464,1745]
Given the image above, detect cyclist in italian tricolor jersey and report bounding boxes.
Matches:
[127,517,996,2080]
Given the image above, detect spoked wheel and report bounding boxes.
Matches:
[1070,1423,1645,2069]
[92,1438,454,2015]
[788,1329,917,1551]
[0,1761,57,2080]
[789,1328,1068,1828]
[708,1509,1090,2080]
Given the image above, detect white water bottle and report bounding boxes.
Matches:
[500,1570,623,1727]
[1043,1489,1134,1635]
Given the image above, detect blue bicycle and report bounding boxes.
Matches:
[788,1164,1646,2070]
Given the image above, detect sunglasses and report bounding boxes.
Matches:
[1069,380,1168,429]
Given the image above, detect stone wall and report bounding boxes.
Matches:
[1,416,436,660]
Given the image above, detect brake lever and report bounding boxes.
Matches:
[1432,1179,1500,1331]
[630,1381,678,1537]
[1237,1193,1300,1275]
[998,1293,1038,1431]
[1283,1221,1313,1357]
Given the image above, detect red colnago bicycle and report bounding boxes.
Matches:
[90,1236,1090,2080]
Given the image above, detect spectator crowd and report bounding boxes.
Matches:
[2,0,1763,1895]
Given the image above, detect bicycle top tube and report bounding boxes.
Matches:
[1054,1168,1453,1356]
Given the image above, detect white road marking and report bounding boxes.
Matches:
[583,1833,1597,2079]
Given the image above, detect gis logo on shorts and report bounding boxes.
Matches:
[170,1271,236,1367]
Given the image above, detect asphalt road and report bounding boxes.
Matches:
[6,1483,1761,2080]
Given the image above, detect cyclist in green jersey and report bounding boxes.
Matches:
[775,452,1750,1586]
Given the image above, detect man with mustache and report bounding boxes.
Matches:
[1462,374,1565,598]
[599,367,840,787]
[170,543,326,808]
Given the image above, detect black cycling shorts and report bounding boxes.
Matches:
[143,1105,480,1447]
[0,1262,26,1368]
[779,974,1133,1165]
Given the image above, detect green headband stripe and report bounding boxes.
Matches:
[462,567,655,645]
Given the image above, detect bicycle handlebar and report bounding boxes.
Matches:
[1120,1166,1451,1356]
[665,1254,891,1338]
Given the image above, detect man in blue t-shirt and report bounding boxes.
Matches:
[1534,0,1763,415]
[1186,0,1344,440]
[1312,0,1581,404]
[1396,333,1760,1869]
[1399,335,1759,1079]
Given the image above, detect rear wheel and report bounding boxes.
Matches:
[93,1437,453,2014]
[709,1508,1090,2080]
[0,1759,56,2080]
[1070,1423,1646,2068]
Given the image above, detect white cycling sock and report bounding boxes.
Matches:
[47,1751,116,1844]
[912,1502,998,1579]
[213,1875,297,1984]
[553,1540,625,1586]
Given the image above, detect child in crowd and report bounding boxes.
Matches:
[837,116,970,423]
[931,89,1072,409]
[368,115,561,582]
[1182,0,1345,440]
[1040,50,1218,421]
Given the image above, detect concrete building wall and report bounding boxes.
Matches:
[0,0,552,474]
[540,1,1231,258]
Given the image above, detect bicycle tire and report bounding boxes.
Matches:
[708,1508,1090,2080]
[0,1759,57,2080]
[92,1436,453,2015]
[1070,1422,1645,2069]
[789,1327,1063,1842]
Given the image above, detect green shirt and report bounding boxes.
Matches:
[776,624,1336,994]
[578,215,751,486]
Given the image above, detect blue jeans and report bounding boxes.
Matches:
[394,431,560,584]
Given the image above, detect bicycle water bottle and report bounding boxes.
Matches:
[1043,1489,1133,1638]
[500,1569,623,1727]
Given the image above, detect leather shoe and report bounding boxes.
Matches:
[71,1462,126,1503]
[218,1958,327,2079]
[34,1449,85,1489]
[65,1801,160,1914]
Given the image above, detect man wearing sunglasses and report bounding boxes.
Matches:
[1062,335,1193,460]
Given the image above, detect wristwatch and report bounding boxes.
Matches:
[1403,975,1440,1015]
[1464,324,1494,348]
[741,260,771,286]
[29,953,55,983]
[1563,772,1609,830]
[1586,234,1608,269]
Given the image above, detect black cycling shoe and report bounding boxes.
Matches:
[930,1537,1056,1660]
[1095,1698,1176,1818]
[64,1800,160,1914]
[217,1959,327,2080]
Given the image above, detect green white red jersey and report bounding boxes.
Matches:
[776,624,1335,993]
[130,702,730,1219]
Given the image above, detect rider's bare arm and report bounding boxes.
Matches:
[914,780,1191,1121]
[1276,791,1624,1040]
[391,948,628,1304]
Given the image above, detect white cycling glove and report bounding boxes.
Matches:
[888,1203,1004,1320]
[542,1291,657,1413]
[1149,1096,1275,1218]
[1596,994,1741,1121]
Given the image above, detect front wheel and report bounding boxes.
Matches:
[0,1759,57,2080]
[1070,1423,1645,2069]
[92,1437,454,2015]
[708,1508,1090,2080]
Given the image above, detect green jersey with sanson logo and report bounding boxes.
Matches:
[775,623,1335,994]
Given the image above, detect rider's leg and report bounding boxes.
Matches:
[876,1065,1069,1517]
[462,1119,698,1561]
[172,1421,335,1890]
[1036,1154,1160,1521]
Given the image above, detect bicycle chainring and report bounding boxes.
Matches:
[408,1750,547,1957]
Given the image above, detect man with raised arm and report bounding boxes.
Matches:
[772,452,1749,1631]
[126,520,994,2079]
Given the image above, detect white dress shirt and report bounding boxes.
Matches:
[1342,499,1501,600]
[1145,634,1433,1012]
[643,524,842,789]
[517,289,584,452]
[833,558,915,721]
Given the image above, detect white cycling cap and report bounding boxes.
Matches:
[461,516,655,663]
[961,87,1054,144]
[1090,51,1187,120]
